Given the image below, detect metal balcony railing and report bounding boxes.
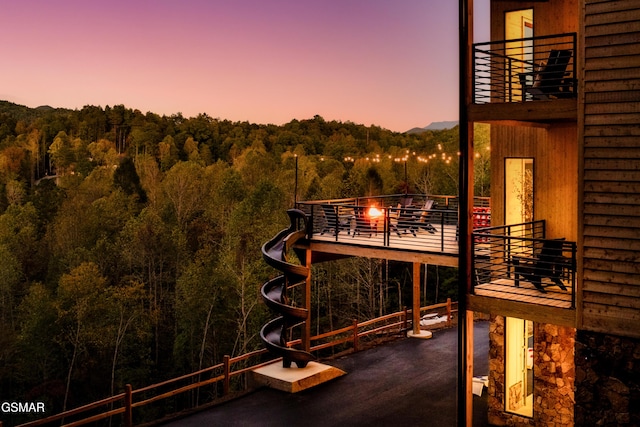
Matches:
[472,220,576,308]
[295,194,490,255]
[473,33,577,104]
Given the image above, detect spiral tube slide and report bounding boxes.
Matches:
[260,209,315,368]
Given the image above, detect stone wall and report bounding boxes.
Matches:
[487,315,575,426]
[574,330,640,426]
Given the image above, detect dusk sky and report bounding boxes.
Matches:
[2,1,489,133]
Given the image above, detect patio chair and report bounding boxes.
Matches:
[352,205,375,237]
[393,199,437,237]
[417,199,437,234]
[512,238,570,293]
[399,196,413,208]
[518,49,574,100]
[392,206,418,236]
[319,204,351,236]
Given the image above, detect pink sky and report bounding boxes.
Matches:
[1,0,488,133]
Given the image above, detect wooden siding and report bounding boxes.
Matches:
[579,0,640,338]
[490,0,578,41]
[490,123,579,241]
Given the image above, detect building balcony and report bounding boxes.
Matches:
[295,194,489,265]
[471,220,577,325]
[469,33,577,124]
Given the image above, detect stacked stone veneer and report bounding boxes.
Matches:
[574,330,640,426]
[487,315,575,426]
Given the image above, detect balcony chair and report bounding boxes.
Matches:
[399,196,413,208]
[518,49,574,101]
[319,204,352,236]
[512,238,570,293]
[392,199,436,237]
[418,199,438,233]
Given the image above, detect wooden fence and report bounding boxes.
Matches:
[13,299,456,427]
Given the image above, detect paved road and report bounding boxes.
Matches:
[162,321,489,427]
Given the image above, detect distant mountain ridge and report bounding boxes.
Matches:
[405,120,459,134]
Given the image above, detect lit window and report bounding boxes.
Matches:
[505,317,534,417]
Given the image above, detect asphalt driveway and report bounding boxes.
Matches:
[161,320,489,427]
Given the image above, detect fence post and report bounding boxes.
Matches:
[403,306,408,331]
[223,355,231,395]
[352,319,359,352]
[123,384,132,427]
[446,298,452,327]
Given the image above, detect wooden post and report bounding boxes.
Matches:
[412,262,421,335]
[352,319,359,352]
[466,311,474,427]
[123,384,132,427]
[447,298,452,327]
[459,0,475,425]
[403,306,408,331]
[223,355,230,395]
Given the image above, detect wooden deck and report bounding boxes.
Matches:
[307,224,459,266]
[305,217,578,323]
[474,278,573,309]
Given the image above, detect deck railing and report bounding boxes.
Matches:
[473,33,577,104]
[14,300,456,427]
[296,194,490,255]
[472,220,576,307]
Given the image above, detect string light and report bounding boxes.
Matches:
[326,147,478,166]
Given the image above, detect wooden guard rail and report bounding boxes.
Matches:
[15,299,456,427]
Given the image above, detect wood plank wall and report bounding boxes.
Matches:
[580,0,640,337]
[490,0,578,41]
[490,124,578,241]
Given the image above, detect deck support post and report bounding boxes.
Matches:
[408,262,432,339]
[459,0,474,424]
[413,262,421,335]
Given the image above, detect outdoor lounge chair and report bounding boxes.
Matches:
[393,199,436,236]
[512,238,570,293]
[319,204,351,236]
[417,200,437,234]
[394,208,418,236]
[518,49,574,100]
[399,196,413,208]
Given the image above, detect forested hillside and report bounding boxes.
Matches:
[0,101,489,418]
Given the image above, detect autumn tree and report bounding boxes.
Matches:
[55,262,110,410]
[15,283,61,407]
[114,156,147,202]
[105,280,150,396]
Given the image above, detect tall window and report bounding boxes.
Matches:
[505,9,534,100]
[505,317,534,417]
[505,158,534,227]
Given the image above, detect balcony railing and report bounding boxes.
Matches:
[472,220,576,308]
[295,194,490,255]
[473,33,577,104]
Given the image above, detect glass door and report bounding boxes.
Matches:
[505,317,534,417]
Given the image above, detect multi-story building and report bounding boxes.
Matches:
[459,0,639,425]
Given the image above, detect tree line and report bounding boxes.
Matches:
[0,101,489,422]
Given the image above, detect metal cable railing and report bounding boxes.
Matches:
[296,194,490,255]
[473,33,577,104]
[472,220,576,307]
